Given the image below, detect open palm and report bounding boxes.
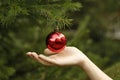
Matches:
[26,47,87,66]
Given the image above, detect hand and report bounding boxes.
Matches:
[26,46,113,80]
[26,46,87,66]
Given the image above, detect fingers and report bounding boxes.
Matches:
[26,52,35,58]
[44,48,57,55]
[26,52,53,66]
[39,54,60,66]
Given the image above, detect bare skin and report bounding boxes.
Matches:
[26,46,113,80]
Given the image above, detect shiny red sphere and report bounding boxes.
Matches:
[46,31,67,52]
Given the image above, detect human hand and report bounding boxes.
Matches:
[26,46,113,80]
[26,46,87,66]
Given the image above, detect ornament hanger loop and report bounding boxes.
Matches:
[54,26,59,31]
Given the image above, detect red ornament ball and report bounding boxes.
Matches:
[46,31,67,52]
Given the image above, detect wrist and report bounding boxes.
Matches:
[77,56,113,80]
[77,56,91,68]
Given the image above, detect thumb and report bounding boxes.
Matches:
[44,48,57,55]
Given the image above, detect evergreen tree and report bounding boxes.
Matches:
[0,0,82,80]
[0,0,120,80]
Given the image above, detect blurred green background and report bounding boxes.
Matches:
[0,0,120,80]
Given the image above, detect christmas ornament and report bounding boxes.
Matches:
[46,28,67,52]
